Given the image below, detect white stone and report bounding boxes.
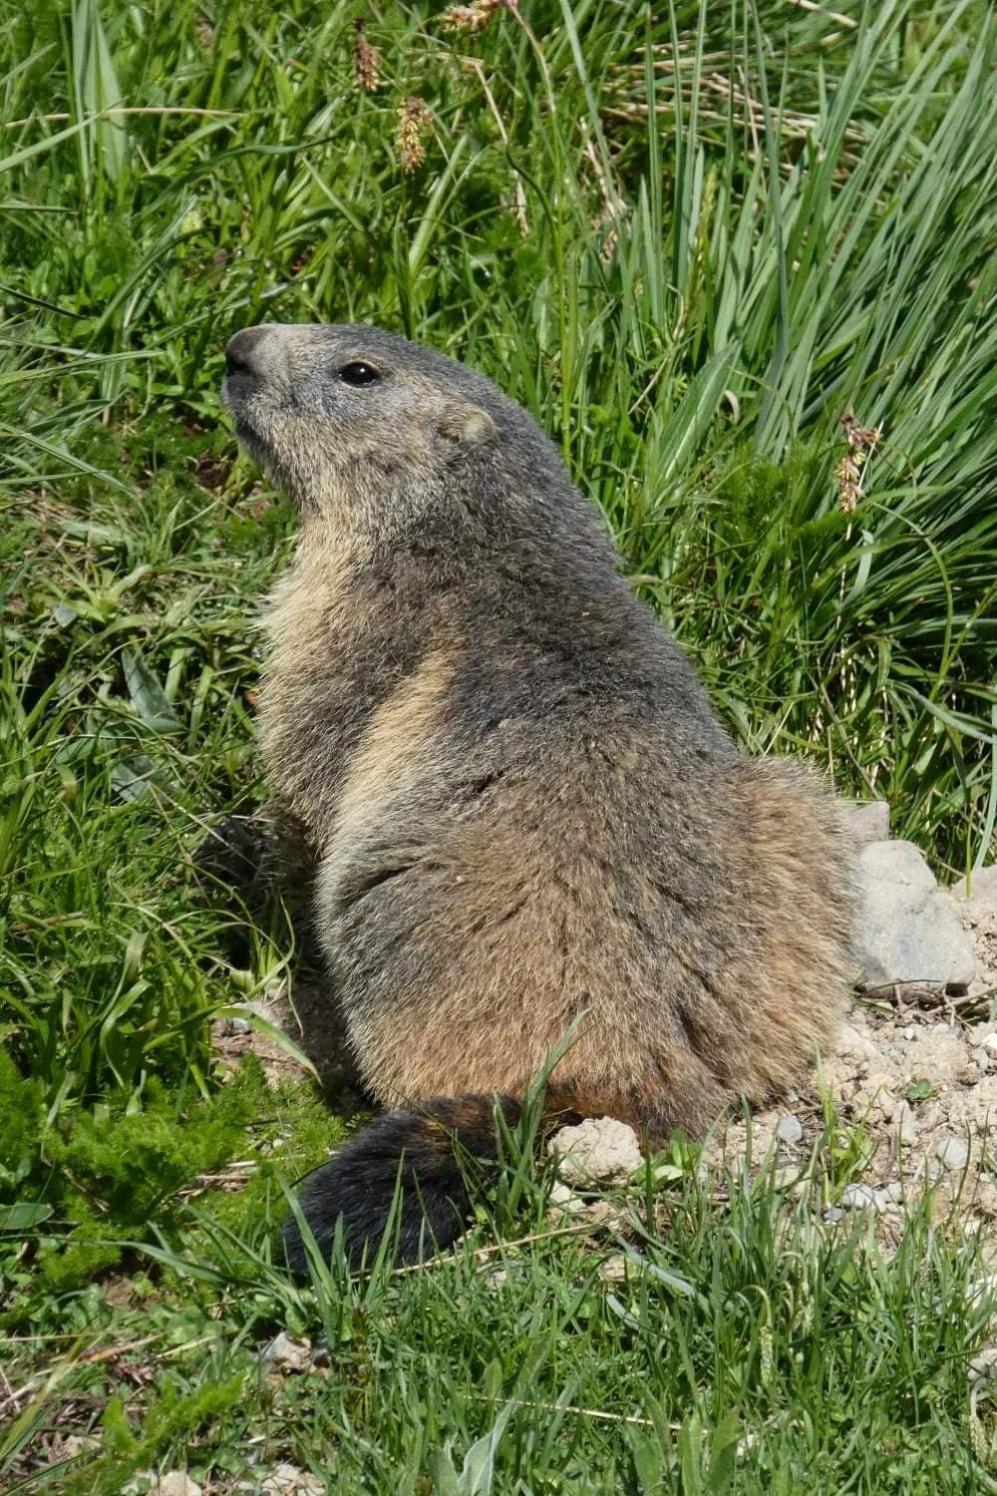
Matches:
[935,1137,970,1171]
[840,1183,880,1211]
[776,1113,803,1146]
[895,1103,918,1144]
[548,1117,643,1185]
[547,1180,586,1215]
[259,1332,312,1374]
[152,1477,203,1496]
[259,1465,324,1495]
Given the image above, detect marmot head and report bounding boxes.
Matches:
[221,323,570,538]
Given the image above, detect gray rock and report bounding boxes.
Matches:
[823,1205,844,1222]
[934,1137,969,1171]
[855,840,976,991]
[259,1332,312,1374]
[895,1102,918,1144]
[842,799,891,847]
[840,1183,880,1211]
[775,1113,803,1146]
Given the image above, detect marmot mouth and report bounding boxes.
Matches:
[221,372,254,414]
[230,413,270,464]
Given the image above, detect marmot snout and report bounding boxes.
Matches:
[221,323,855,1271]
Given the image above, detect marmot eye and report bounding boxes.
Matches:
[339,361,381,387]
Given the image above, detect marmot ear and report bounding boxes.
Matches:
[437,404,498,449]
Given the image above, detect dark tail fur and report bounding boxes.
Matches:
[282,1092,580,1273]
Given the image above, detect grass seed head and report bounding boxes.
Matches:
[443,0,515,33]
[353,20,381,93]
[397,96,433,172]
[836,411,882,513]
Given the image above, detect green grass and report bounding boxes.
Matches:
[4,1141,997,1494]
[2,0,997,1490]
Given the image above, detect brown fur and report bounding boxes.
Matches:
[220,322,856,1267]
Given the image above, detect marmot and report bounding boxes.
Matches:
[221,323,854,1271]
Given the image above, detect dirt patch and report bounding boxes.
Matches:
[709,991,997,1245]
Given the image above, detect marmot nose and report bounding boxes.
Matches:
[225,326,272,379]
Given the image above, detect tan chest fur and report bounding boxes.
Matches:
[259,533,362,827]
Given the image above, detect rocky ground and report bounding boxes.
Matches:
[213,821,997,1253]
[550,847,997,1245]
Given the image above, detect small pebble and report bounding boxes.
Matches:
[776,1113,803,1146]
[772,1165,804,1193]
[548,1180,587,1216]
[969,1347,997,1384]
[935,1138,970,1171]
[259,1332,312,1374]
[840,1183,879,1211]
[152,1477,203,1496]
[902,1026,916,1040]
[895,1102,918,1144]
[598,1254,629,1282]
[228,1016,252,1035]
[258,1466,324,1496]
[981,1034,997,1055]
[823,1205,844,1223]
